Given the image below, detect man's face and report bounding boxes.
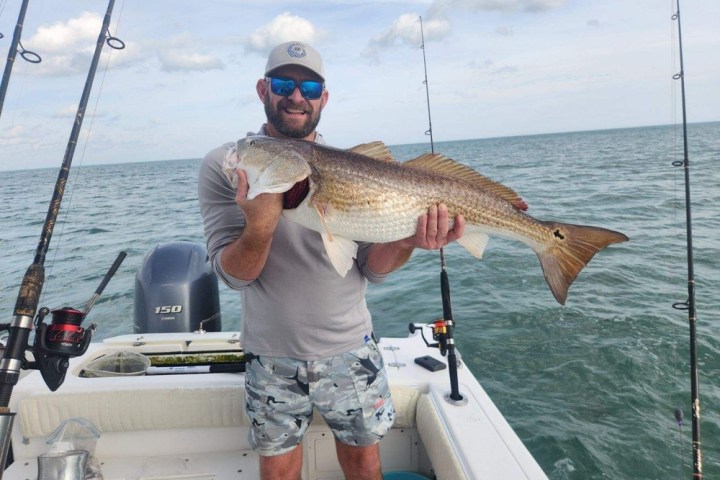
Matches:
[260,65,328,140]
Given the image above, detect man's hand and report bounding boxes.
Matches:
[234,169,283,236]
[220,169,283,281]
[367,203,465,275]
[407,203,465,250]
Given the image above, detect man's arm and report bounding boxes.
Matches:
[220,170,283,281]
[366,203,465,275]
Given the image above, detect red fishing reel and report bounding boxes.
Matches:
[34,307,94,356]
[27,252,125,391]
[32,307,95,391]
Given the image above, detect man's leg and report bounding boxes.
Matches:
[319,339,392,480]
[259,444,303,480]
[246,356,313,479]
[335,441,383,480]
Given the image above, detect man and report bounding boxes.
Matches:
[198,41,465,480]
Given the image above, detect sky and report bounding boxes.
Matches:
[0,0,718,171]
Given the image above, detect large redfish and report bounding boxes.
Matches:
[223,136,628,305]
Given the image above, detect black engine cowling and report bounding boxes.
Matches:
[134,242,221,333]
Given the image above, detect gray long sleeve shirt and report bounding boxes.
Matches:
[197,126,387,360]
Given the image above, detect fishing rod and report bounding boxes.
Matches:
[0,0,41,119]
[438,249,463,403]
[670,1,702,477]
[0,0,123,473]
[419,16,434,153]
[415,16,464,404]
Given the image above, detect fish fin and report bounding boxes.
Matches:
[313,204,334,241]
[312,203,357,276]
[535,222,628,305]
[348,141,396,163]
[222,146,241,186]
[404,154,528,211]
[456,232,490,259]
[321,233,358,277]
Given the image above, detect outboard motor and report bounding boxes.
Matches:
[134,242,221,333]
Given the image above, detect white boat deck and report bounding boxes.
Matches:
[4,331,547,479]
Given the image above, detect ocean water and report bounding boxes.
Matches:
[1,122,719,479]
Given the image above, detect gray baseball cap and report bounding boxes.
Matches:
[265,41,325,81]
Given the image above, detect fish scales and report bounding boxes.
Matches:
[309,147,526,242]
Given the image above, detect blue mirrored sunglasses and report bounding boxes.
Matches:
[267,76,324,100]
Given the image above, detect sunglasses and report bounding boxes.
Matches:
[267,76,324,100]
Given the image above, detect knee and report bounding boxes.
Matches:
[336,443,382,480]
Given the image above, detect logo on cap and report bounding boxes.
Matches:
[287,44,307,59]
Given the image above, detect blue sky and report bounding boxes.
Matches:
[0,0,717,171]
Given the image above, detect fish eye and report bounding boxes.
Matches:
[249,139,256,146]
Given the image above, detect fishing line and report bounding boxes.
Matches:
[0,0,8,24]
[43,0,127,305]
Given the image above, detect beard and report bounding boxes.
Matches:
[264,95,322,139]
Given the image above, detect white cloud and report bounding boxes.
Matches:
[364,0,566,60]
[158,50,224,72]
[429,0,566,17]
[18,12,142,76]
[52,105,82,118]
[0,125,30,146]
[244,12,322,55]
[153,34,225,72]
[26,11,100,53]
[18,12,99,76]
[364,14,450,59]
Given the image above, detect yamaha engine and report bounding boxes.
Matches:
[134,242,221,333]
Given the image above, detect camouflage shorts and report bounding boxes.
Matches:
[244,339,395,456]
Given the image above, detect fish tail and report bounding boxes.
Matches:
[535,222,628,305]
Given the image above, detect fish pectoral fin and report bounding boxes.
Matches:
[456,232,490,259]
[313,203,334,240]
[221,147,241,186]
[321,233,358,277]
[313,202,356,276]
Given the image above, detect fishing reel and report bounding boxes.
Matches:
[409,320,450,356]
[25,252,126,391]
[31,307,95,391]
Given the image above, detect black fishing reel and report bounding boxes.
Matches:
[409,320,449,356]
[31,307,95,391]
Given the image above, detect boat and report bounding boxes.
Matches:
[2,244,549,480]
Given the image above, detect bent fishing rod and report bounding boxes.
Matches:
[670,1,702,477]
[0,0,124,472]
[0,0,41,119]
